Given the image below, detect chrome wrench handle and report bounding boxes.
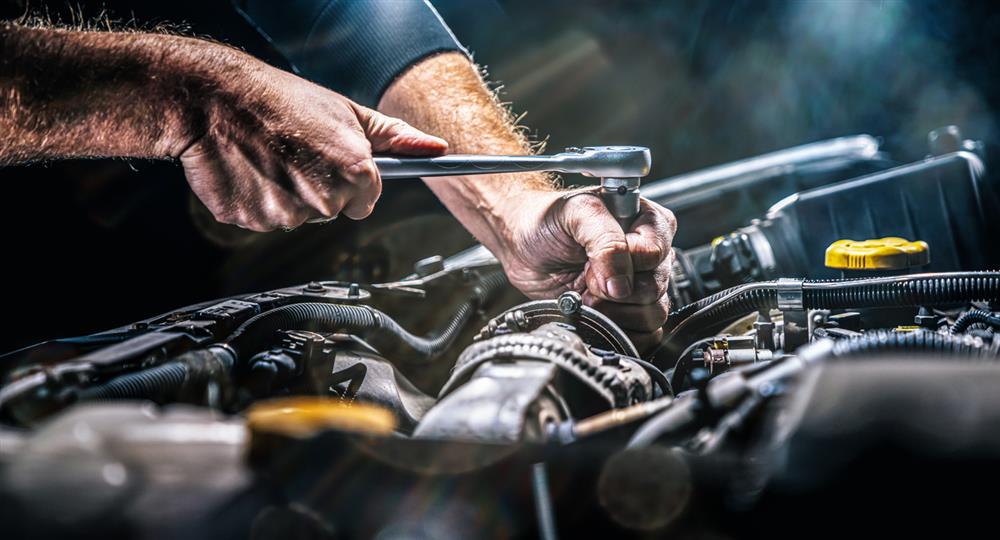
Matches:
[373,146,650,180]
[373,146,650,228]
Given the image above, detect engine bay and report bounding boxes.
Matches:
[2,127,1000,538]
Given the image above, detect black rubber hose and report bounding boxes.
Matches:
[79,361,188,402]
[75,347,236,403]
[668,283,771,326]
[629,356,673,397]
[228,271,508,361]
[228,303,377,356]
[824,330,997,359]
[666,272,1000,338]
[951,309,1000,335]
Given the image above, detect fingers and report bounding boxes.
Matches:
[585,284,671,354]
[338,153,382,220]
[181,140,311,232]
[181,87,447,230]
[293,104,446,221]
[589,266,671,305]
[627,199,677,272]
[272,122,381,222]
[627,328,665,355]
[563,195,635,301]
[287,168,347,220]
[586,293,670,332]
[578,199,675,352]
[354,104,449,156]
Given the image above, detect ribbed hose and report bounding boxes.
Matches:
[666,272,1000,338]
[951,309,1000,335]
[440,334,593,398]
[826,330,997,359]
[228,303,378,355]
[228,271,508,361]
[440,330,668,405]
[79,361,188,401]
[668,283,773,325]
[76,347,235,403]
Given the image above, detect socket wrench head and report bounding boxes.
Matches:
[566,146,651,179]
[562,146,650,226]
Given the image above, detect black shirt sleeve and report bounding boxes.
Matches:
[234,0,467,107]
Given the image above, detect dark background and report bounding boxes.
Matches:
[2,0,1000,351]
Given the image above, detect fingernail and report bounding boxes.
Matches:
[606,276,632,299]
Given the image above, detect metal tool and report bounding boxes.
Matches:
[373,146,651,228]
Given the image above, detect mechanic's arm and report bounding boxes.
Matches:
[234,0,675,348]
[0,22,446,231]
[380,53,677,350]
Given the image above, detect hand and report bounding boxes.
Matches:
[496,190,677,352]
[176,57,448,232]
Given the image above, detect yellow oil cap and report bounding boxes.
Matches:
[825,237,930,270]
[247,397,396,438]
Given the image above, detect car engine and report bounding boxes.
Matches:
[2,127,1000,539]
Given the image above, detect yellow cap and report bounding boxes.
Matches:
[246,397,396,438]
[825,237,930,270]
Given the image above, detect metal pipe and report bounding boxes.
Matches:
[642,135,881,201]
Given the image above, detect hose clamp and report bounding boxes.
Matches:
[776,278,804,311]
[361,305,382,325]
[209,343,238,366]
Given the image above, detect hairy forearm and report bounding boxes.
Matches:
[0,23,250,164]
[379,52,556,254]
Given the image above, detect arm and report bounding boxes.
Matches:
[0,22,446,231]
[380,52,677,351]
[0,22,197,162]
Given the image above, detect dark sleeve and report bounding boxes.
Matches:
[234,0,467,107]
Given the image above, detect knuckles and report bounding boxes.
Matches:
[568,193,610,217]
[341,157,379,189]
[650,202,678,237]
[211,204,309,233]
[591,234,631,260]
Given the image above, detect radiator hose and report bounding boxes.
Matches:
[227,271,508,362]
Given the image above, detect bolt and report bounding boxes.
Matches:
[558,291,583,316]
[599,350,620,367]
[348,283,360,298]
[305,281,325,292]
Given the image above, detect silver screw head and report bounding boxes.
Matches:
[557,291,583,316]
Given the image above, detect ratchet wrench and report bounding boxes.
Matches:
[372,146,651,228]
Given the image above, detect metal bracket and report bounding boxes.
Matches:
[776,278,804,311]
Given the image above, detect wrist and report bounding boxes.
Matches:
[153,37,262,157]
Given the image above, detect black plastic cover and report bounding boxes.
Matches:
[759,151,1000,279]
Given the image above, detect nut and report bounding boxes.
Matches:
[557,291,583,316]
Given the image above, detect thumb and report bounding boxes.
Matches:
[563,195,635,301]
[355,105,449,156]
